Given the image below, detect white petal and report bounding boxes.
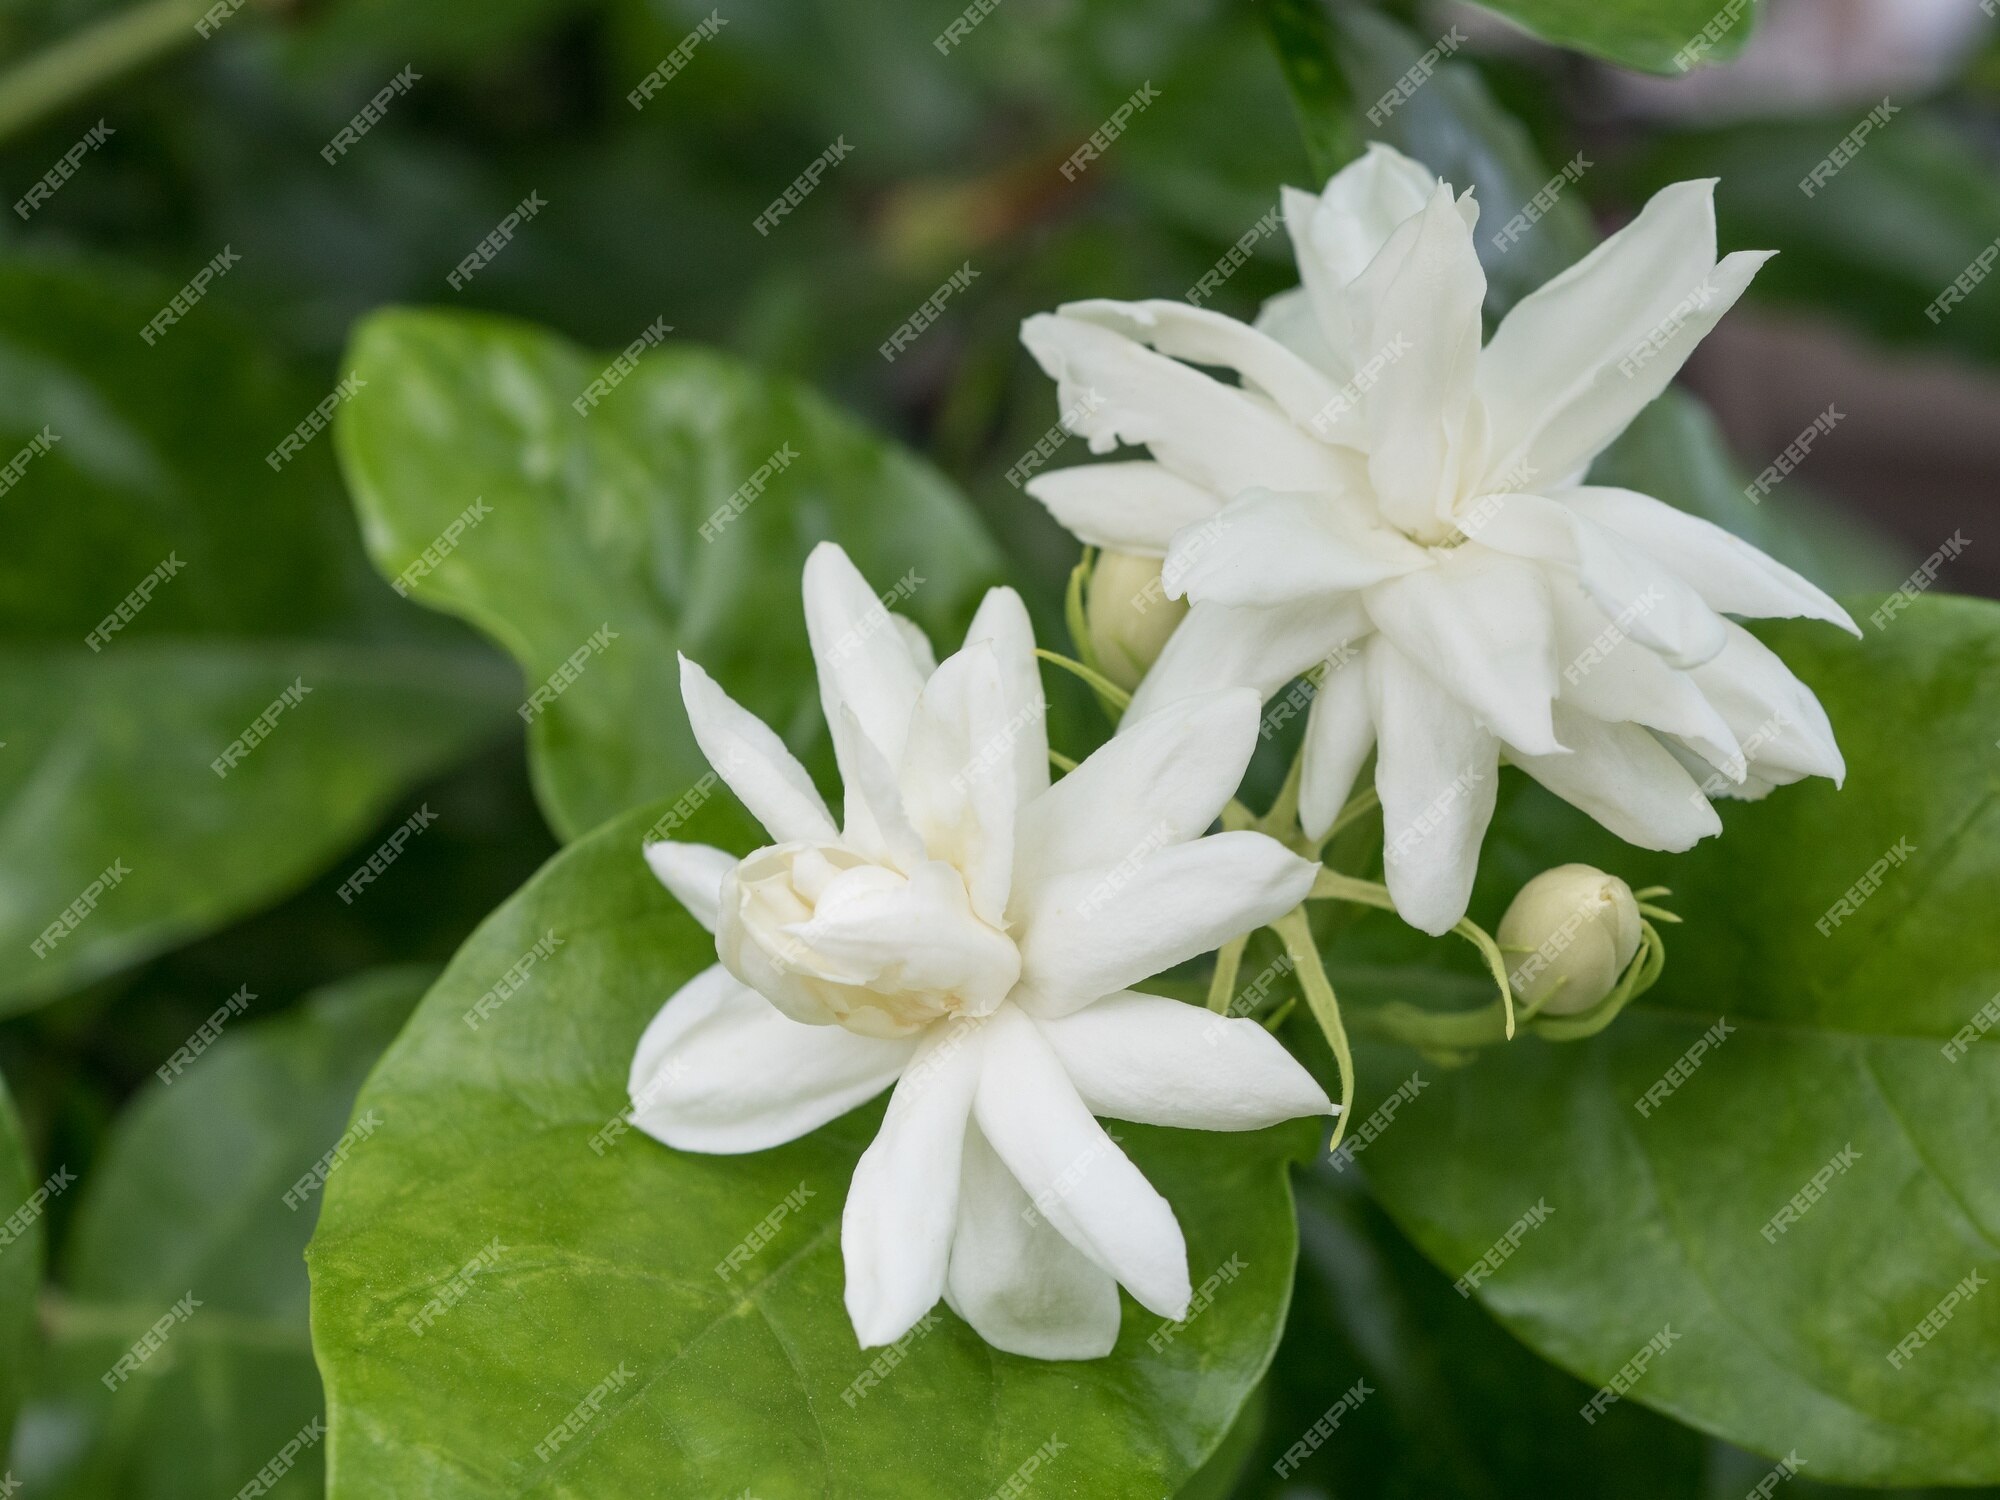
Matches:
[628,965,913,1154]
[971,1005,1190,1319]
[1015,832,1318,1016]
[1484,244,1772,488]
[1664,738,1788,804]
[1281,187,1357,383]
[1282,145,1441,375]
[1368,641,1501,935]
[1304,143,1441,292]
[1462,491,1728,668]
[1298,649,1375,840]
[643,841,736,933]
[1544,578,1743,775]
[1019,312,1351,496]
[965,584,1050,805]
[1253,286,1340,377]
[944,1123,1120,1361]
[1058,297,1346,432]
[803,543,929,844]
[678,654,837,845]
[833,703,927,869]
[791,860,1018,1013]
[842,1019,982,1347]
[1037,991,1332,1128]
[1562,486,1860,635]
[1684,621,1845,786]
[1363,549,1564,756]
[1166,489,1430,609]
[1125,596,1366,723]
[1349,184,1487,537]
[892,615,938,676]
[1024,461,1219,557]
[1508,707,1723,850]
[1013,688,1259,902]
[1477,178,1723,487]
[898,643,1017,928]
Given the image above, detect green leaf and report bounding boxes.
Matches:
[0,261,513,1016]
[1262,0,1360,181]
[1238,1164,1708,1498]
[1462,0,1759,75]
[11,967,427,1499]
[335,308,1002,842]
[308,797,1314,1498]
[1237,1165,1998,1497]
[1348,595,2000,1485]
[0,1069,37,1469]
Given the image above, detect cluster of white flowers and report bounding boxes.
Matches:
[1022,142,1853,934]
[628,143,1852,1362]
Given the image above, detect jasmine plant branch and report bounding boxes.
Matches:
[0,0,214,145]
[1063,550,1094,656]
[1307,869,1518,1038]
[1273,905,1353,1151]
[1310,785,1379,855]
[1206,933,1249,1014]
[1033,647,1130,713]
[1260,748,1307,838]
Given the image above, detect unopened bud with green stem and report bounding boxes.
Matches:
[1499,864,1642,1016]
[1084,550,1186,692]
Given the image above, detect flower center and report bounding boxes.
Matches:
[718,842,1020,1039]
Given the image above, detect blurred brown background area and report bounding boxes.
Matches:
[1687,312,2000,599]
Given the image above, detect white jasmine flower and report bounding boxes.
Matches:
[629,542,1327,1360]
[1020,143,1855,934]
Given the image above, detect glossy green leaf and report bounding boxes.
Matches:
[308,797,1315,1498]
[1463,0,1758,74]
[0,1069,37,1469]
[1239,1164,1708,1498]
[1239,1165,1998,1498]
[0,261,513,1015]
[335,308,1002,841]
[1341,596,2000,1484]
[11,967,427,1499]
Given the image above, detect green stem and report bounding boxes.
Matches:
[1273,906,1353,1152]
[1347,996,1509,1050]
[1206,932,1249,1015]
[1259,747,1307,838]
[1258,0,1362,181]
[1033,647,1131,713]
[1531,922,1666,1041]
[1064,551,1095,658]
[1312,785,1379,854]
[1307,869,1517,1037]
[0,0,214,145]
[1308,868,1395,912]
